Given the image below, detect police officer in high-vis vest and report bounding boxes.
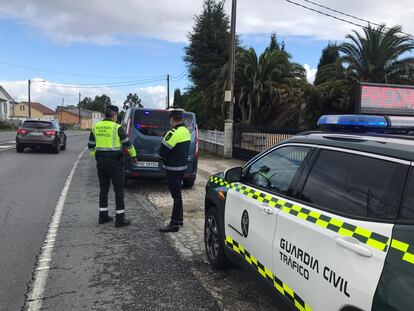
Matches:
[159,110,191,233]
[88,105,137,227]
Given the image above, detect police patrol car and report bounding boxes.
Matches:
[204,115,414,311]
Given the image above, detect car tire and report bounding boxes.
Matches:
[61,139,66,150]
[183,176,196,188]
[53,142,60,154]
[204,207,229,269]
[16,144,24,153]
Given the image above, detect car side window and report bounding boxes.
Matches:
[401,171,414,220]
[301,150,407,220]
[243,146,311,195]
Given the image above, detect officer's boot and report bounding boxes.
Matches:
[98,210,113,224]
[115,213,131,227]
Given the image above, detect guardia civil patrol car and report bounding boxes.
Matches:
[204,115,414,311]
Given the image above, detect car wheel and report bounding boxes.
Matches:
[53,143,60,154]
[183,176,196,188]
[205,207,229,269]
[16,144,24,153]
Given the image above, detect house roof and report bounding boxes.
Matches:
[56,107,102,118]
[0,86,14,101]
[20,102,56,115]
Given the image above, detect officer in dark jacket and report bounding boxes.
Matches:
[88,105,137,227]
[159,110,191,232]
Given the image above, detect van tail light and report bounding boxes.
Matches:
[126,119,131,137]
[123,119,132,156]
[44,130,57,137]
[195,125,199,159]
[17,128,28,135]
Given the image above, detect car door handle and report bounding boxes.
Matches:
[335,236,372,257]
[259,204,274,215]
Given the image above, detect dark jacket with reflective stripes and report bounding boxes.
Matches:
[159,123,191,171]
[88,119,136,159]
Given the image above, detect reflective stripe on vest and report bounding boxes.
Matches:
[162,126,191,149]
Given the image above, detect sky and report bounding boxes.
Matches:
[0,0,413,110]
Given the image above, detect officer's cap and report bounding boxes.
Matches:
[106,105,119,114]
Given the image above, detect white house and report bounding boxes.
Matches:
[0,86,14,120]
[92,111,104,126]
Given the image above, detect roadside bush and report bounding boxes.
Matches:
[0,120,14,130]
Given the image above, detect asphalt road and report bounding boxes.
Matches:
[0,132,89,310]
[24,153,219,310]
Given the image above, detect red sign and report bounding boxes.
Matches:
[360,83,414,115]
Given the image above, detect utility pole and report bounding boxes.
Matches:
[167,74,170,109]
[78,92,81,125]
[224,0,237,158]
[62,97,65,107]
[28,80,31,119]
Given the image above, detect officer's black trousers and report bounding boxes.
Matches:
[96,157,125,212]
[166,170,184,223]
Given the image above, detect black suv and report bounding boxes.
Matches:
[16,120,67,153]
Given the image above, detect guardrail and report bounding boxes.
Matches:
[199,130,224,146]
[199,130,225,156]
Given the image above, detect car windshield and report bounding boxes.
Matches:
[134,110,194,137]
[22,121,53,129]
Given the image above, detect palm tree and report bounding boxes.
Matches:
[339,25,414,84]
[233,46,306,126]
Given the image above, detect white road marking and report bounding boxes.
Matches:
[0,145,13,149]
[25,148,87,311]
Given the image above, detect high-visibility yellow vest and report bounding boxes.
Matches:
[90,120,123,158]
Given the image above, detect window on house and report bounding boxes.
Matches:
[3,103,7,115]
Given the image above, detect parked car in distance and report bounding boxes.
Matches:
[16,120,67,153]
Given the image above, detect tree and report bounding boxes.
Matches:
[228,35,306,126]
[78,96,93,110]
[184,0,231,128]
[92,94,111,113]
[173,89,186,108]
[123,93,142,110]
[314,43,341,86]
[339,25,414,84]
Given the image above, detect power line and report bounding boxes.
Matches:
[170,70,188,80]
[300,0,414,38]
[285,0,414,38]
[30,76,166,87]
[285,0,369,29]
[33,77,167,89]
[0,60,167,80]
[171,70,188,81]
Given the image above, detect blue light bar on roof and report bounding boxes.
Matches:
[317,115,389,128]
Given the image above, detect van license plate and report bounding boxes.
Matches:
[135,161,158,168]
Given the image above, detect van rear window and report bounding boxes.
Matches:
[134,110,194,137]
[22,121,53,129]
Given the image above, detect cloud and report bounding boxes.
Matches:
[0,79,167,110]
[303,63,317,84]
[0,0,413,44]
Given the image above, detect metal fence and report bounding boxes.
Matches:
[199,129,224,146]
[233,124,315,161]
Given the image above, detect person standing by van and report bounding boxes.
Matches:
[88,105,137,227]
[159,110,191,232]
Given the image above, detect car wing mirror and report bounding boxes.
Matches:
[224,166,242,183]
